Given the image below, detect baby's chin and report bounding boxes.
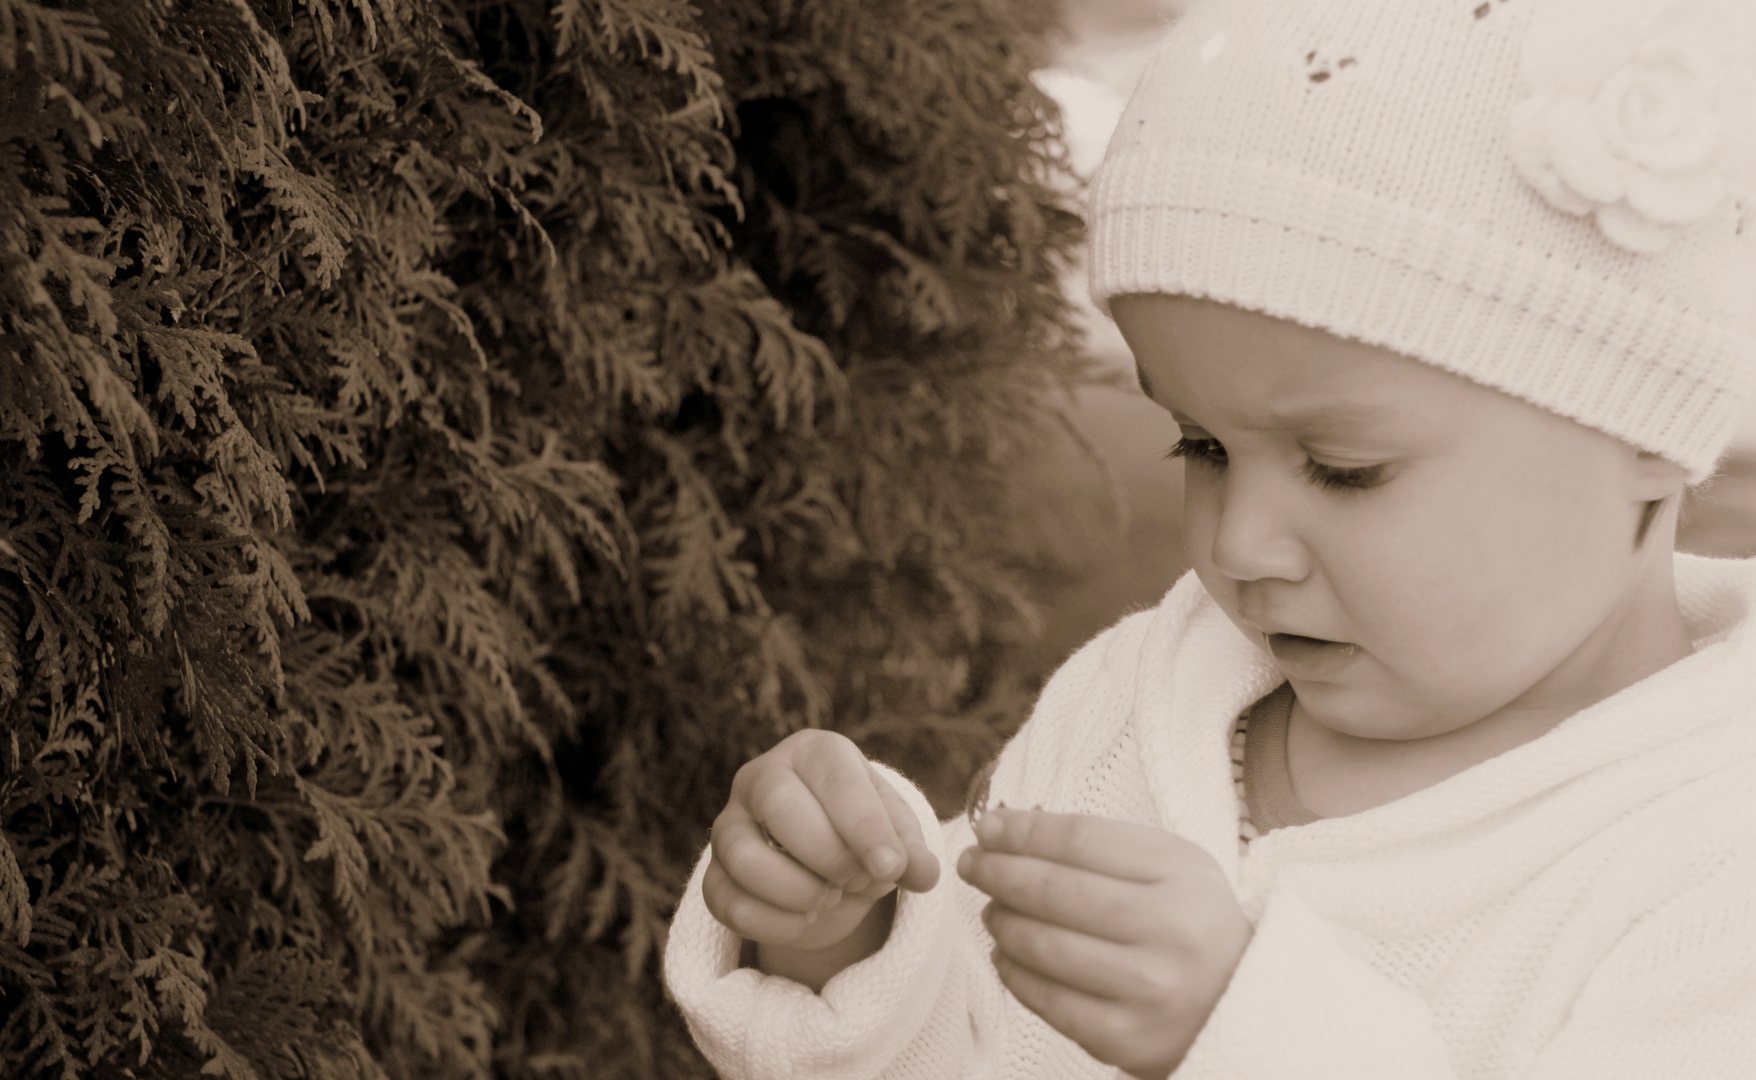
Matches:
[1287,673,1474,743]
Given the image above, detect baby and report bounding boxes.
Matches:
[666,1,1756,1077]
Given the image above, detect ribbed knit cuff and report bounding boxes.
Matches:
[662,764,959,1080]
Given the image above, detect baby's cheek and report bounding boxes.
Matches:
[1342,573,1507,714]
[1373,601,1541,721]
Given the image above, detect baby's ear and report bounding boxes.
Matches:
[1627,449,1691,502]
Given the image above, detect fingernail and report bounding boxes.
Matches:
[846,874,872,893]
[803,909,818,924]
[956,847,974,876]
[818,886,843,909]
[868,847,904,878]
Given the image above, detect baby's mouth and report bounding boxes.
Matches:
[1265,633,1361,679]
[1270,632,1343,647]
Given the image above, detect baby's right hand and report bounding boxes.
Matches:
[703,729,940,952]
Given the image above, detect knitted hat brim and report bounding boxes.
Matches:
[1091,151,1753,482]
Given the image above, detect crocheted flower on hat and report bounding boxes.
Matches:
[1508,0,1756,253]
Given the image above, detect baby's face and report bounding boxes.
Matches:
[1114,294,1686,742]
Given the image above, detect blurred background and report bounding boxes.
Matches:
[1021,0,1756,676]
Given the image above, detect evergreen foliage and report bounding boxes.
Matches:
[0,0,1086,1076]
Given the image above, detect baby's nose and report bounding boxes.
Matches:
[1206,477,1309,585]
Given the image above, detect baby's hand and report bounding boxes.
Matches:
[957,809,1251,1080]
[703,729,940,953]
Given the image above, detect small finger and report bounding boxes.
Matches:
[870,763,941,893]
[985,902,1156,1000]
[790,737,907,881]
[702,857,820,945]
[746,766,873,890]
[989,949,1132,1068]
[959,846,1143,942]
[976,808,1193,883]
[711,810,843,912]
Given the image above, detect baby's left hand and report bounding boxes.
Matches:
[957,809,1252,1080]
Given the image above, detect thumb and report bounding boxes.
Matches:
[868,763,941,893]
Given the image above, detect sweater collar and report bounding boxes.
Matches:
[1134,554,1756,885]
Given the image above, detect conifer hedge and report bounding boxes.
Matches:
[0,1,1086,1077]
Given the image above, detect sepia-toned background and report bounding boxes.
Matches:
[2,3,1749,1078]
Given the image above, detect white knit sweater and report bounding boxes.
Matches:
[664,553,1756,1079]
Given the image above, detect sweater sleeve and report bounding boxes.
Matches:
[1171,889,1457,1080]
[662,610,1160,1080]
[1524,848,1756,1080]
[1176,846,1756,1080]
[662,762,984,1080]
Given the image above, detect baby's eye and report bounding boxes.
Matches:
[1165,435,1228,467]
[1301,459,1389,492]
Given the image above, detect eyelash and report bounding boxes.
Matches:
[1164,436,1226,466]
[1163,437,1388,492]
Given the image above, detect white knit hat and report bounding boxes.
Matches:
[1089,0,1756,481]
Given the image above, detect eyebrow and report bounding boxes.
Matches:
[1134,360,1394,432]
[1157,395,1395,435]
[1267,400,1394,432]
